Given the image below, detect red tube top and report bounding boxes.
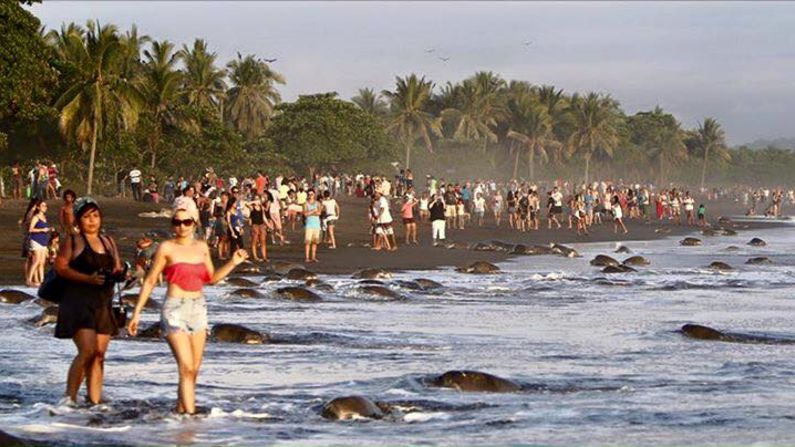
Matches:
[163,262,211,291]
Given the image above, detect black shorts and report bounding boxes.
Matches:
[552,206,563,215]
[403,218,415,225]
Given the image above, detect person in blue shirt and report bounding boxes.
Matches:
[303,190,322,263]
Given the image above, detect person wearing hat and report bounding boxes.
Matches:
[53,197,124,405]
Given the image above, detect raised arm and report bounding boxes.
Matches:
[209,246,248,285]
[127,243,169,336]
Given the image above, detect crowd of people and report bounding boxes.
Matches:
[9,161,792,416]
[16,164,795,285]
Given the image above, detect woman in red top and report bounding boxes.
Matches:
[400,194,418,245]
[128,208,248,415]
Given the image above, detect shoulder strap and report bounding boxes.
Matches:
[98,234,111,253]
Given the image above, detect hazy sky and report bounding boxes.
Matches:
[30,1,795,145]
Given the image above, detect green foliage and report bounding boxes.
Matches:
[382,74,442,169]
[225,53,284,139]
[351,88,388,116]
[0,0,56,148]
[2,8,795,192]
[268,93,395,175]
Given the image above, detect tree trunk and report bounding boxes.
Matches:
[659,153,665,187]
[87,86,100,196]
[150,120,160,169]
[528,142,535,181]
[512,147,519,180]
[700,145,709,191]
[150,145,157,170]
[584,152,591,186]
[404,140,411,170]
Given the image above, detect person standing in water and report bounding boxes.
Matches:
[127,208,248,415]
[54,198,124,405]
[26,201,51,286]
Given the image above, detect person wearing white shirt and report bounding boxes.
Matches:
[129,168,142,201]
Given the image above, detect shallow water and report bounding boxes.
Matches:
[2,223,795,446]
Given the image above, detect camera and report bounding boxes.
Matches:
[100,262,130,287]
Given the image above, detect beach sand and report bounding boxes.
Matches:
[0,195,781,283]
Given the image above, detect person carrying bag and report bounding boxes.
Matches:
[52,197,125,406]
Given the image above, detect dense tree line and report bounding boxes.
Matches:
[2,0,794,196]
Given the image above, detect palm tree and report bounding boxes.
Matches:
[225,53,285,139]
[502,81,533,178]
[696,117,727,190]
[179,39,226,115]
[567,92,621,184]
[632,107,687,186]
[469,72,506,152]
[382,74,442,169]
[138,39,183,168]
[507,93,559,181]
[118,25,149,79]
[51,21,141,194]
[440,80,498,151]
[536,85,570,163]
[351,88,388,116]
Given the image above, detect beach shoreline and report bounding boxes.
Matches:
[0,195,786,283]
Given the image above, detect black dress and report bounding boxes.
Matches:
[55,234,118,339]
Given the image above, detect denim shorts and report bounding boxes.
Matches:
[160,296,208,336]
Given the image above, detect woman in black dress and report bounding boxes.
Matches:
[54,198,123,405]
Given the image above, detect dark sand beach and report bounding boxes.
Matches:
[0,194,782,282]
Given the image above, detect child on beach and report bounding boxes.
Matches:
[697,204,706,227]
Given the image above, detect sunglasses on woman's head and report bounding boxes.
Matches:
[171,218,195,227]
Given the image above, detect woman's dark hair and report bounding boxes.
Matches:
[76,202,102,220]
[225,196,237,213]
[63,189,76,200]
[23,198,42,222]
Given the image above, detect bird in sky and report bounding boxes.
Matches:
[523,40,533,46]
[438,56,450,62]
[264,58,277,63]
[425,48,435,53]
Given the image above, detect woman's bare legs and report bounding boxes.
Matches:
[166,330,206,414]
[67,329,109,404]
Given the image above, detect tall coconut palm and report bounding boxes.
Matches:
[440,80,498,151]
[567,92,621,184]
[179,39,226,115]
[469,71,506,152]
[351,88,388,116]
[118,25,149,79]
[51,20,141,194]
[536,84,570,163]
[632,106,687,186]
[502,81,533,178]
[506,93,559,181]
[382,74,442,170]
[138,39,183,168]
[225,53,284,139]
[696,117,727,190]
